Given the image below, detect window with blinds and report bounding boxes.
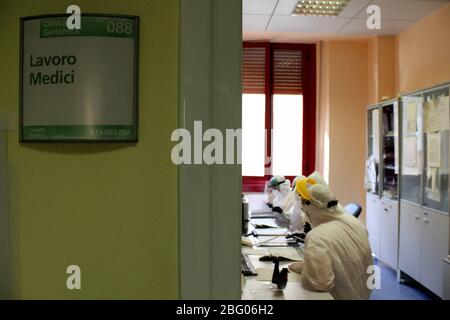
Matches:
[242,46,304,95]
[242,46,266,94]
[273,49,303,94]
[241,43,316,191]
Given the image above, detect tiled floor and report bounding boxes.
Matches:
[369,258,438,300]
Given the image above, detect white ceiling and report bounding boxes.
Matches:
[243,0,450,39]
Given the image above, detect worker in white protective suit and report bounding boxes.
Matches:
[280,176,305,233]
[288,172,373,300]
[266,176,291,213]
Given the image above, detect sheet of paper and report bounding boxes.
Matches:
[403,136,419,175]
[241,236,259,247]
[426,167,441,202]
[406,100,418,133]
[438,95,450,131]
[255,268,302,282]
[424,99,440,132]
[394,104,399,174]
[372,109,380,162]
[427,132,441,168]
[243,248,270,256]
[432,168,441,201]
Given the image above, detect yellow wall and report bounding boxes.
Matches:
[396,4,450,94]
[0,0,179,299]
[318,41,368,223]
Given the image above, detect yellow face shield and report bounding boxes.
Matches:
[295,178,317,202]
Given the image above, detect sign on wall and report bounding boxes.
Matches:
[20,14,139,142]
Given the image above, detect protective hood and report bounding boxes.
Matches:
[295,172,343,228]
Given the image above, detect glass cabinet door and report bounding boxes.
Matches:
[400,94,423,205]
[368,107,380,160]
[367,107,380,194]
[381,102,399,200]
[422,86,450,214]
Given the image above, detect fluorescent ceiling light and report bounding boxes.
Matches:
[292,0,349,17]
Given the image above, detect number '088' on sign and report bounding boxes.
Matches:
[106,21,133,35]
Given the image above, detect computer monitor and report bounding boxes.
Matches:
[242,195,249,236]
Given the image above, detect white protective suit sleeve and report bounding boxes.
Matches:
[281,190,296,216]
[288,200,305,232]
[301,237,335,292]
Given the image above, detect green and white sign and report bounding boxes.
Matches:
[20,14,139,142]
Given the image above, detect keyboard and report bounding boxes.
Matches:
[241,252,258,276]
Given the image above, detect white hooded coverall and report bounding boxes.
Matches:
[300,179,374,300]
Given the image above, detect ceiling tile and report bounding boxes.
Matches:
[356,0,449,21]
[243,15,272,32]
[339,0,373,18]
[339,18,416,35]
[243,0,279,15]
[273,0,299,15]
[267,15,351,33]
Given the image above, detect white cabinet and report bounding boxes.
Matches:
[399,202,422,280]
[398,84,450,298]
[366,100,401,270]
[366,193,399,269]
[380,198,399,269]
[399,201,449,298]
[444,259,450,300]
[366,193,381,258]
[420,209,449,297]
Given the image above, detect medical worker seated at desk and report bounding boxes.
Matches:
[288,172,373,300]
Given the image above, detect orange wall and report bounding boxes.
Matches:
[377,37,396,100]
[368,37,377,105]
[317,4,450,226]
[317,41,330,180]
[318,41,368,223]
[368,36,396,105]
[396,4,450,94]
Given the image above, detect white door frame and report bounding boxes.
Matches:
[178,0,242,299]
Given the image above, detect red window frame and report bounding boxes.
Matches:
[242,42,316,192]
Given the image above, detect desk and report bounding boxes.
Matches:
[241,217,334,300]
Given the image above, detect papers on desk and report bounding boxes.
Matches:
[252,222,279,229]
[244,248,270,255]
[255,268,302,282]
[254,228,287,236]
[243,247,303,262]
[269,248,303,261]
[250,210,280,219]
[241,236,259,247]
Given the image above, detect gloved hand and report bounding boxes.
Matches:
[272,206,283,214]
[288,261,304,274]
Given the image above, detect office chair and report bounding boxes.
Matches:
[345,203,362,219]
